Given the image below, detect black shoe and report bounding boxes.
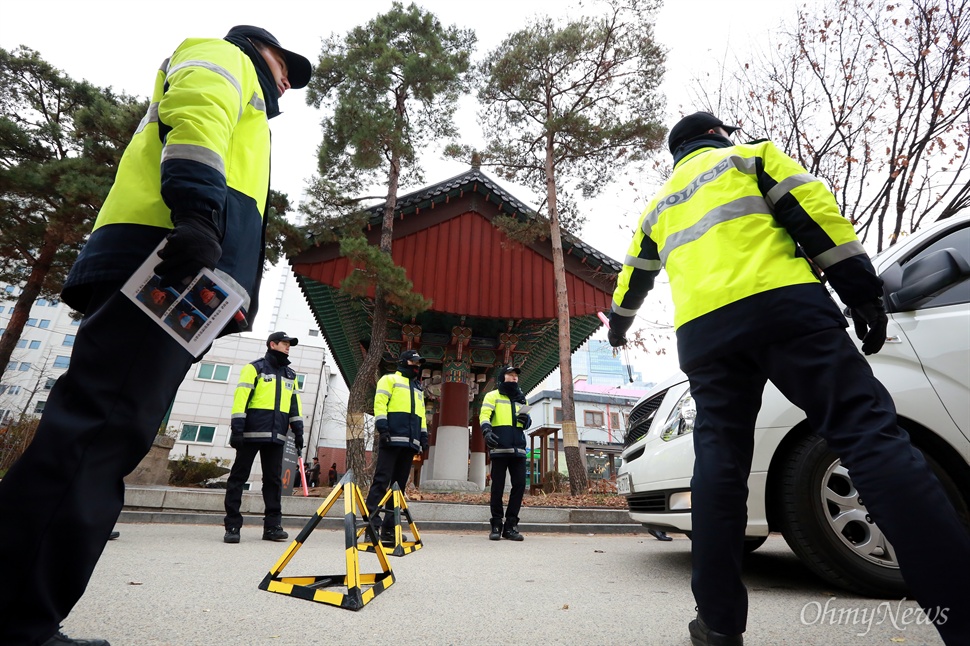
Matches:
[648,528,673,542]
[262,526,288,542]
[501,525,524,541]
[223,527,240,544]
[489,519,503,541]
[108,531,120,540]
[689,615,743,646]
[42,630,111,645]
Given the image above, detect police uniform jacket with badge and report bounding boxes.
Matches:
[479,388,529,458]
[62,27,288,333]
[610,135,883,371]
[231,353,304,446]
[374,371,427,452]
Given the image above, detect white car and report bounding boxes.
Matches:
[617,213,970,596]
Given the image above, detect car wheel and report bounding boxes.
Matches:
[777,433,968,597]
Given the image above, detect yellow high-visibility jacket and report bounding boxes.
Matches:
[479,389,528,457]
[63,36,272,330]
[374,371,427,452]
[231,356,303,445]
[611,139,882,369]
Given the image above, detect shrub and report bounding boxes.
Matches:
[168,454,230,487]
[542,470,569,494]
[0,416,39,475]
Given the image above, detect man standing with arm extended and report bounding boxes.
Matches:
[480,365,531,542]
[0,26,311,646]
[223,332,304,544]
[609,111,970,646]
[366,350,428,545]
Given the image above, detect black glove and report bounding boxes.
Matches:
[483,427,499,449]
[607,328,627,348]
[229,433,243,450]
[295,437,304,454]
[850,298,889,355]
[155,209,223,288]
[607,312,630,348]
[516,413,532,429]
[420,433,429,452]
[379,432,391,446]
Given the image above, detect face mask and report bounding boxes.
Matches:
[267,349,290,365]
[399,363,419,379]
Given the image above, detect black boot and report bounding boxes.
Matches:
[223,527,240,544]
[42,630,110,645]
[262,525,288,542]
[688,615,743,646]
[489,518,502,541]
[502,517,524,541]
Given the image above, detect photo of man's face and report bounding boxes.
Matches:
[151,289,168,306]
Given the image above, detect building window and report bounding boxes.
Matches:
[610,412,620,429]
[49,299,59,307]
[44,377,57,390]
[70,319,80,326]
[37,299,48,306]
[4,285,13,294]
[584,410,604,427]
[29,340,41,350]
[308,329,319,337]
[0,306,4,314]
[179,423,216,444]
[39,319,50,329]
[16,339,26,349]
[0,386,6,395]
[63,335,75,346]
[196,362,230,382]
[7,385,20,395]
[553,407,564,423]
[26,318,37,327]
[18,363,30,372]
[295,373,306,390]
[53,356,70,369]
[34,401,46,414]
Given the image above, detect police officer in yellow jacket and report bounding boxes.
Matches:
[480,365,532,542]
[609,112,970,646]
[365,350,428,544]
[223,332,304,544]
[0,27,311,646]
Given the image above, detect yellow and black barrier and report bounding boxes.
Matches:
[356,482,423,557]
[258,470,394,610]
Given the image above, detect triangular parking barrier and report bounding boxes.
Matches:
[258,470,394,610]
[356,482,424,557]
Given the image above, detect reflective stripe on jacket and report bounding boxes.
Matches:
[611,139,882,369]
[62,37,270,326]
[231,356,303,445]
[480,389,527,458]
[374,371,427,452]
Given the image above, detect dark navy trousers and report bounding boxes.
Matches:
[365,445,416,531]
[223,441,285,530]
[489,454,526,523]
[687,327,970,644]
[0,282,195,646]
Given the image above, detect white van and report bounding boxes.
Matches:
[616,213,970,596]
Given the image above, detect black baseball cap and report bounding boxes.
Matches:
[226,26,313,89]
[267,331,299,347]
[399,349,425,364]
[497,365,522,380]
[667,111,740,154]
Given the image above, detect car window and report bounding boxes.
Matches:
[899,225,970,308]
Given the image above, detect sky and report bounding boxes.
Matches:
[2,0,814,383]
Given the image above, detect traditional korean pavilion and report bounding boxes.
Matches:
[290,166,621,491]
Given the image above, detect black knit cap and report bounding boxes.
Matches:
[225,26,312,89]
[667,111,740,154]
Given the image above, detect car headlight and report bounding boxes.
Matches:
[660,390,696,441]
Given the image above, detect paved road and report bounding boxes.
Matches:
[62,524,944,645]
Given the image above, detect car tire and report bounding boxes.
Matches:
[777,433,968,597]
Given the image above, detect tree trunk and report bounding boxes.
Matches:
[0,236,60,375]
[343,146,402,489]
[545,135,588,495]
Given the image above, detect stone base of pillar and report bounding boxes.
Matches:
[420,479,482,493]
[468,452,485,491]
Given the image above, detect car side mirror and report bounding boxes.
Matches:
[890,248,970,311]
